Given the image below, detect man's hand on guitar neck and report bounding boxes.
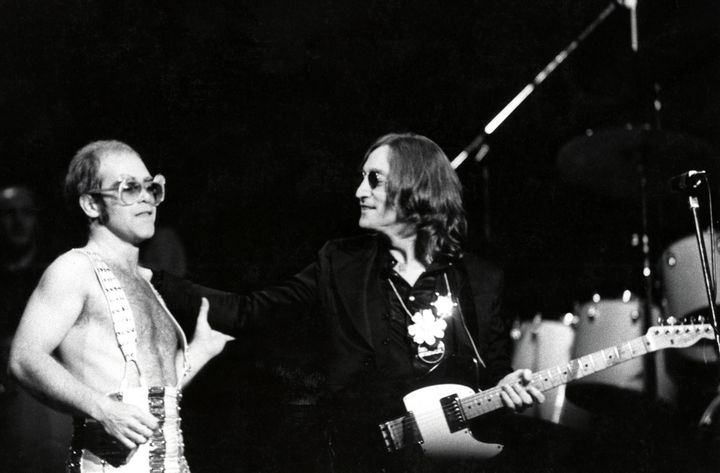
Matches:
[497,369,545,412]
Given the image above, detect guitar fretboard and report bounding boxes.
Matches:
[459,335,649,419]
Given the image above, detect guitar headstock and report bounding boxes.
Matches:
[645,324,716,351]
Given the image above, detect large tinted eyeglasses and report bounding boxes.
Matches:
[88,174,166,206]
[360,170,386,189]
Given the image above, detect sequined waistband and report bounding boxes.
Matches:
[68,386,188,473]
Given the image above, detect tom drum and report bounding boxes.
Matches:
[511,316,584,426]
[567,295,658,412]
[659,231,720,321]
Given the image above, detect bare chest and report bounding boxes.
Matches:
[65,263,182,388]
[114,272,179,351]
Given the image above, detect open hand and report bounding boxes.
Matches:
[192,297,235,359]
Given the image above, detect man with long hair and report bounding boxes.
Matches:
[155,133,543,472]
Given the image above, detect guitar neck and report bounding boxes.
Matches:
[460,334,651,420]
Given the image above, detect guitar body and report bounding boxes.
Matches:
[403,384,503,460]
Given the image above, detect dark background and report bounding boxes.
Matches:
[1,1,719,471]
[3,0,719,314]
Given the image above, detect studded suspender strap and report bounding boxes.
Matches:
[74,249,145,388]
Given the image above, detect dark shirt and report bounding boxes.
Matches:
[374,250,473,384]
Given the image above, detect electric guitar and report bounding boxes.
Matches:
[379,323,715,460]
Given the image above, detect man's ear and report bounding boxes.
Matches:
[79,194,101,219]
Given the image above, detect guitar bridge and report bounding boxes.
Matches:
[379,412,422,452]
[440,394,467,433]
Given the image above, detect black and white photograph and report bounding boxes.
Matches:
[1,1,719,472]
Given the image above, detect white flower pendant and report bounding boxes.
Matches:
[407,309,447,346]
[403,284,456,365]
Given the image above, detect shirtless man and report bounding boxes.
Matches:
[9,140,232,472]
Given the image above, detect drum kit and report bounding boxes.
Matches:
[512,123,720,431]
[440,0,720,444]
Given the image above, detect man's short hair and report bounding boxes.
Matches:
[64,140,138,223]
[362,133,466,264]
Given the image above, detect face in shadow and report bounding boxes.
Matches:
[0,186,38,253]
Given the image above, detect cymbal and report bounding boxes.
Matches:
[557,126,716,202]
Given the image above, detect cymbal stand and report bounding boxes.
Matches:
[637,159,657,399]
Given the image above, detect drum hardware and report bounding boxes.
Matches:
[681,181,720,351]
[557,123,716,387]
[669,169,720,434]
[557,122,718,404]
[582,291,641,323]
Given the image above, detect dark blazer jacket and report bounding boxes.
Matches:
[153,234,512,400]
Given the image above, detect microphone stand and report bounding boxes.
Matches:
[449,1,622,249]
[686,192,720,350]
[451,1,620,170]
[689,185,720,431]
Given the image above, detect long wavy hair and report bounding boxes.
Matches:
[361,133,466,264]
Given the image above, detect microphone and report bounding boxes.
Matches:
[669,170,706,192]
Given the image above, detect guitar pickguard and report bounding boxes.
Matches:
[402,384,504,460]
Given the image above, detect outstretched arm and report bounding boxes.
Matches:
[153,260,320,336]
[9,253,159,451]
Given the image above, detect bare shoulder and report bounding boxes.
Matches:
[15,250,98,345]
[37,250,96,295]
[46,250,94,277]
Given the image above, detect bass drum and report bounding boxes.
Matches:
[511,316,589,429]
[567,296,659,413]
